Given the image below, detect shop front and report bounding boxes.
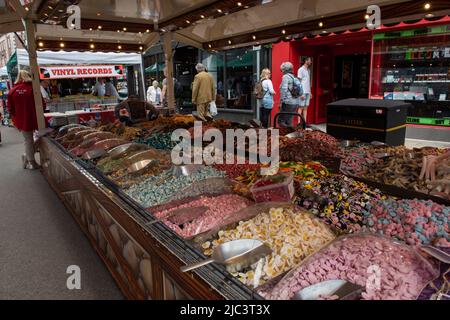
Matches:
[271,17,450,141]
[144,44,272,123]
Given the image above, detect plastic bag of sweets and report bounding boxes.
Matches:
[261,233,439,300]
[201,205,336,288]
[417,247,449,300]
[148,194,253,239]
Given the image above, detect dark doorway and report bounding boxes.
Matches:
[334,54,370,100]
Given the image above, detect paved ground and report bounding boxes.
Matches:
[0,126,123,300]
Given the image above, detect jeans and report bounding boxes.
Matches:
[278,103,298,127]
[260,107,272,128]
[22,131,36,162]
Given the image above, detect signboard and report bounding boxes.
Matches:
[39,65,124,80]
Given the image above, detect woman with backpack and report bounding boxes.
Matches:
[279,62,302,127]
[256,68,276,128]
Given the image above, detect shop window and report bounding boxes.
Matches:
[371,24,450,120]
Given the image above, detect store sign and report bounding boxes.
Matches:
[39,65,124,79]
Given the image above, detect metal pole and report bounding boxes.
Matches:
[24,19,45,131]
[163,32,175,112]
[256,48,261,121]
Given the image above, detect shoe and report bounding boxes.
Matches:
[25,161,40,170]
[22,154,27,169]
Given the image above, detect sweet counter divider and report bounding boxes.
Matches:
[39,136,261,300]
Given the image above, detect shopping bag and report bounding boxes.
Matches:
[209,101,218,116]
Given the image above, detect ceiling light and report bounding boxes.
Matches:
[252,35,256,40]
[118,45,122,49]
[38,42,44,47]
[186,20,190,24]
[365,14,370,20]
[319,22,324,27]
[123,27,127,31]
[424,3,431,10]
[98,25,102,29]
[60,43,65,48]
[200,15,205,19]
[425,13,434,18]
[217,9,222,13]
[25,7,29,11]
[90,44,95,49]
[139,46,143,50]
[48,6,53,9]
[89,28,93,31]
[117,30,120,33]
[146,29,150,33]
[237,2,242,6]
[282,29,286,34]
[228,40,232,45]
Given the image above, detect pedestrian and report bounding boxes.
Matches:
[147,80,162,105]
[192,63,216,121]
[105,78,120,99]
[297,57,313,123]
[7,70,45,169]
[40,80,50,102]
[258,68,276,128]
[93,78,106,97]
[279,62,302,127]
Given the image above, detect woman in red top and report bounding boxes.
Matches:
[8,70,45,169]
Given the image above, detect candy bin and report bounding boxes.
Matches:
[261,233,439,300]
[146,193,254,239]
[250,172,295,203]
[200,204,336,288]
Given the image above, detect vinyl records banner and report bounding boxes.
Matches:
[39,65,124,79]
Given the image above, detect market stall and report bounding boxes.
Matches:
[39,116,449,300]
[11,48,145,125]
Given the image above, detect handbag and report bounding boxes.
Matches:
[209,101,218,116]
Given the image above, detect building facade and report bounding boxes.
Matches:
[0,32,25,68]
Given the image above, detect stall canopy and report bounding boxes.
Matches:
[16,48,143,66]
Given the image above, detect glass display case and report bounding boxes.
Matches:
[370,23,450,127]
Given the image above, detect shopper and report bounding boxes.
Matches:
[297,57,313,123]
[40,80,50,103]
[105,78,120,99]
[93,78,106,97]
[192,63,216,121]
[279,62,302,127]
[258,68,276,128]
[147,80,162,105]
[7,70,45,170]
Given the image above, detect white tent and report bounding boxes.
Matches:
[0,66,7,77]
[16,49,143,67]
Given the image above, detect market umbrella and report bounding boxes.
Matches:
[6,51,17,74]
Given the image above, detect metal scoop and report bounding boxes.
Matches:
[285,132,304,139]
[172,164,204,177]
[294,280,364,300]
[340,140,360,148]
[127,159,157,174]
[82,148,107,160]
[420,245,450,264]
[146,205,209,226]
[371,141,387,147]
[181,239,272,273]
[108,143,147,160]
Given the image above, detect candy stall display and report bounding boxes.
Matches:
[262,234,439,300]
[362,199,449,246]
[47,114,449,300]
[202,206,336,287]
[149,194,253,239]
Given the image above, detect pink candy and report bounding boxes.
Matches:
[260,234,439,300]
[153,194,252,238]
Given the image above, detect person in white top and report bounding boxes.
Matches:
[297,57,313,123]
[40,80,50,101]
[260,68,276,128]
[147,81,162,105]
[93,78,106,97]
